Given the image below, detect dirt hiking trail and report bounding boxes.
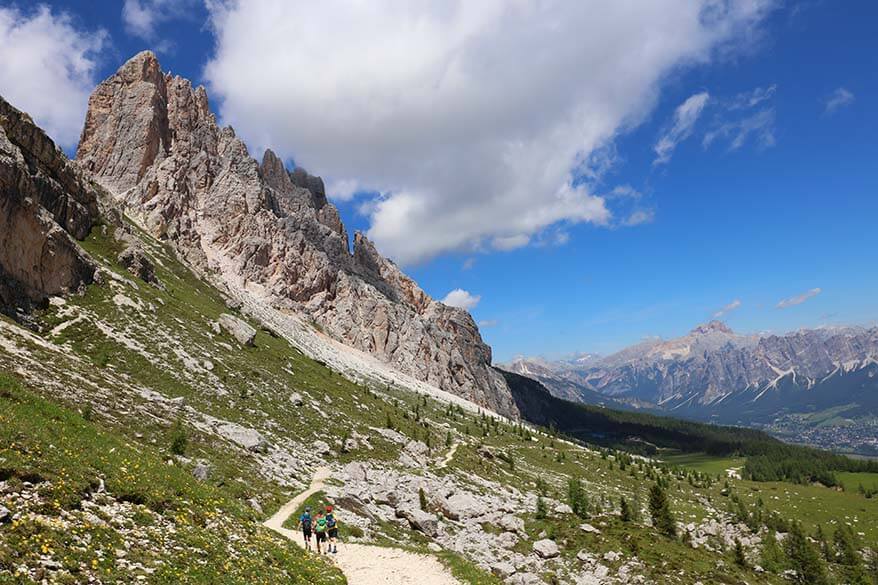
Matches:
[264,466,462,585]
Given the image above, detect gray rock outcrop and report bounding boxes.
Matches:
[0,95,101,314]
[76,51,517,417]
[218,314,257,347]
[532,538,559,559]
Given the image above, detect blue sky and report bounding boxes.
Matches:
[1,1,876,362]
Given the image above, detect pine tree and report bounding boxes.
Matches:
[445,430,452,448]
[620,496,633,522]
[734,538,747,568]
[815,524,833,562]
[834,524,859,566]
[536,495,548,520]
[648,482,676,538]
[567,477,589,519]
[834,525,870,584]
[785,522,830,585]
[419,487,428,512]
[760,530,785,574]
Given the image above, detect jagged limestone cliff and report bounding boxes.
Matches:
[0,96,101,314]
[76,51,516,416]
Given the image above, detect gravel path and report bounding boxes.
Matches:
[264,467,462,585]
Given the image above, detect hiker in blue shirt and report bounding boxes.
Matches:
[299,506,313,551]
[325,505,339,554]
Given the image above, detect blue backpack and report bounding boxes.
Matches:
[300,513,312,530]
[326,513,336,529]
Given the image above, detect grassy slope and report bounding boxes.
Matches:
[0,373,344,584]
[1,222,877,583]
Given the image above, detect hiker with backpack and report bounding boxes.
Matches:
[313,510,328,554]
[299,506,313,551]
[325,505,339,554]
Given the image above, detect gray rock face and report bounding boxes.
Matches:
[491,561,516,579]
[313,440,331,456]
[441,492,487,521]
[117,232,159,286]
[395,506,439,537]
[76,51,517,418]
[0,95,100,314]
[192,462,211,481]
[218,314,257,347]
[532,538,559,559]
[214,421,268,453]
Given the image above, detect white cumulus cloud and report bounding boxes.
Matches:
[122,0,198,52]
[653,91,710,165]
[0,5,107,149]
[442,289,481,311]
[777,288,821,309]
[205,0,774,265]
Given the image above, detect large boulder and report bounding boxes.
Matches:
[313,440,331,456]
[218,313,257,346]
[441,492,487,521]
[118,240,159,286]
[344,461,368,482]
[533,538,560,559]
[191,462,211,481]
[395,506,439,537]
[214,422,269,453]
[490,562,516,579]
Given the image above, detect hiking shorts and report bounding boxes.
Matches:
[316,531,327,543]
[328,528,338,539]
[302,528,312,539]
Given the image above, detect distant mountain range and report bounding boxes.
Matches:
[502,321,878,454]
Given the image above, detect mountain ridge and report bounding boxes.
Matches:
[74,50,516,417]
[503,320,878,452]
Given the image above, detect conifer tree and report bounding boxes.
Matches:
[734,538,747,568]
[815,525,833,562]
[567,477,589,519]
[648,482,676,537]
[785,522,830,585]
[760,530,785,574]
[535,495,547,520]
[620,496,633,522]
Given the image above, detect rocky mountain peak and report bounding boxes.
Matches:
[691,320,734,336]
[260,149,294,194]
[72,51,517,417]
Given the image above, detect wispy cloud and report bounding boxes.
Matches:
[442,288,481,310]
[462,258,476,271]
[608,185,642,199]
[703,108,775,151]
[478,319,498,328]
[777,287,821,309]
[728,84,776,110]
[824,87,855,114]
[622,209,655,227]
[654,91,710,165]
[702,84,777,152]
[713,299,742,318]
